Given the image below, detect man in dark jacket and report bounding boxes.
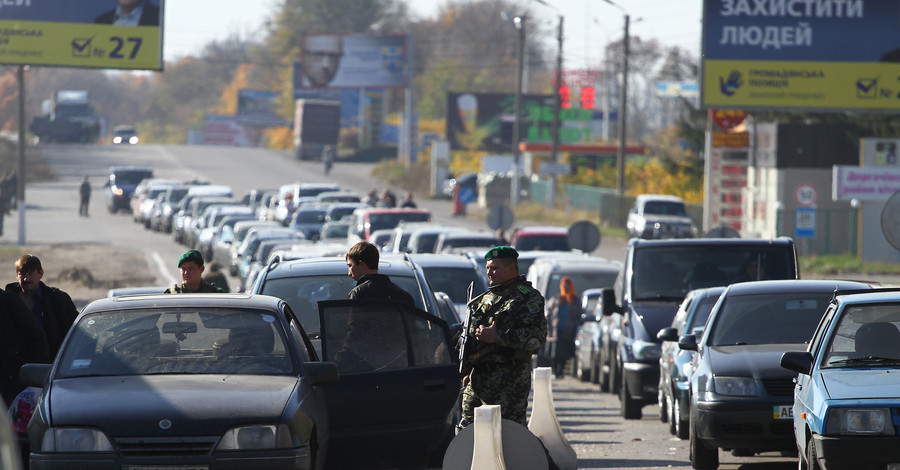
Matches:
[5,254,79,359]
[0,289,51,407]
[345,241,414,305]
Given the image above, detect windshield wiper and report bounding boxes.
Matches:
[829,356,900,365]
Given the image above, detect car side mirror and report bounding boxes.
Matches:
[678,334,698,351]
[303,361,340,386]
[780,351,813,375]
[20,363,51,388]
[600,288,620,316]
[657,327,679,342]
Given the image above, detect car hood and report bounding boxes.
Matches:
[707,344,806,377]
[47,375,300,436]
[820,368,900,400]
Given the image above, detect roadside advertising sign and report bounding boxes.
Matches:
[0,0,165,70]
[298,34,407,89]
[237,89,290,128]
[702,0,900,111]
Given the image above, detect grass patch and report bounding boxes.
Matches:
[799,254,900,275]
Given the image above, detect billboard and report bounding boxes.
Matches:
[447,92,605,152]
[0,0,164,70]
[236,89,289,127]
[297,33,407,89]
[702,0,900,111]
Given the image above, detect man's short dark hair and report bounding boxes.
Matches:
[346,242,379,270]
[15,254,42,274]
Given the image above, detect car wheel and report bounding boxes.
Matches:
[674,395,689,440]
[598,347,610,392]
[577,355,591,382]
[620,378,643,420]
[689,412,719,469]
[658,385,668,423]
[666,394,676,434]
[805,437,820,470]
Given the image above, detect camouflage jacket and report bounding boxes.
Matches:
[164,281,223,294]
[461,275,547,376]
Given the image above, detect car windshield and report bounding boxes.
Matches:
[259,274,425,335]
[115,171,152,186]
[421,266,483,305]
[632,246,795,300]
[368,212,430,231]
[56,308,295,378]
[706,292,832,346]
[643,201,688,216]
[822,305,900,367]
[296,210,326,224]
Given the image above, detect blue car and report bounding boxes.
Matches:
[781,287,900,470]
[657,286,725,440]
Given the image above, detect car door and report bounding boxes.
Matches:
[317,299,459,469]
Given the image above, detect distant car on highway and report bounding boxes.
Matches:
[104,166,153,214]
[111,124,138,145]
[626,194,697,239]
[19,293,458,469]
[510,226,572,252]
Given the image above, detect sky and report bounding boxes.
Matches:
[164,0,703,69]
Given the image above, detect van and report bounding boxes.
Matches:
[105,166,153,213]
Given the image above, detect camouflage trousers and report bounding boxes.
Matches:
[459,360,532,429]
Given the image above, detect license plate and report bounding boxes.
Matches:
[774,405,793,420]
[123,466,208,470]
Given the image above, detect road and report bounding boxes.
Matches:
[0,143,800,469]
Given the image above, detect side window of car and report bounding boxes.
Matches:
[809,304,836,358]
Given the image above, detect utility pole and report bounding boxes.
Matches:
[547,16,563,209]
[17,65,26,245]
[511,15,525,207]
[616,14,629,196]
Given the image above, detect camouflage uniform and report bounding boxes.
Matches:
[459,275,546,428]
[164,281,223,293]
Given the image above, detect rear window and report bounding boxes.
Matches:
[546,270,619,299]
[369,212,430,232]
[707,292,832,345]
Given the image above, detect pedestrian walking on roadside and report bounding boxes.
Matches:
[78,175,91,217]
[545,276,583,378]
[322,144,335,175]
[400,191,417,208]
[5,254,80,359]
[164,250,224,293]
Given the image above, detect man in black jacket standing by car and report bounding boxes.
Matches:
[345,241,414,306]
[0,288,50,407]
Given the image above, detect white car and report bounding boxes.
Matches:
[626,194,697,239]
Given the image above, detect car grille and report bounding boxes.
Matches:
[116,437,218,456]
[762,378,795,397]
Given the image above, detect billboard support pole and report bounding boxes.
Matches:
[16,64,26,245]
[403,33,415,166]
[511,15,526,208]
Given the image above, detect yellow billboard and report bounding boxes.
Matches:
[0,0,163,71]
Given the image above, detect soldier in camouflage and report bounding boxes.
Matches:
[164,250,224,294]
[458,246,547,429]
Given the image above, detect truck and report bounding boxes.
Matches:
[29,90,101,143]
[292,99,340,160]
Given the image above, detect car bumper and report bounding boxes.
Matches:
[30,448,312,470]
[694,400,795,451]
[812,434,900,470]
[623,361,659,404]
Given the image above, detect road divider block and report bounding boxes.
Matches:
[443,405,549,470]
[529,367,578,470]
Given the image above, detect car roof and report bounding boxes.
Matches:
[354,207,431,215]
[83,293,285,314]
[529,256,622,272]
[629,237,795,248]
[834,288,900,305]
[722,279,872,296]
[513,225,569,235]
[636,194,685,203]
[408,253,480,268]
[263,254,418,279]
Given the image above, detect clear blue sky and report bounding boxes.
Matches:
[163,0,702,68]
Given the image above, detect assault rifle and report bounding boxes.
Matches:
[457,281,475,374]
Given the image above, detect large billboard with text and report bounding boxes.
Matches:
[0,0,164,70]
[297,34,407,89]
[702,0,900,111]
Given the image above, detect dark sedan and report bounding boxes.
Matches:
[681,280,871,469]
[20,294,458,470]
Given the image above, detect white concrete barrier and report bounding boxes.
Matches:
[471,405,506,470]
[443,408,549,470]
[529,367,578,470]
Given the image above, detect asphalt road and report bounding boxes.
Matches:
[0,143,801,469]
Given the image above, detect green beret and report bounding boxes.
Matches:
[178,249,204,267]
[484,246,518,261]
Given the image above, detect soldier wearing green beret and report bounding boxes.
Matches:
[457,245,547,430]
[164,250,223,294]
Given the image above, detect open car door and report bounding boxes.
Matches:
[318,299,460,469]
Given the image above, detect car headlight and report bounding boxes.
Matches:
[825,408,894,436]
[113,136,122,144]
[42,428,114,452]
[711,376,757,396]
[114,187,123,197]
[129,136,139,144]
[632,340,661,360]
[217,424,294,450]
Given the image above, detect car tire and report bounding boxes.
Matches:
[620,378,642,420]
[674,395,689,440]
[805,437,820,470]
[598,347,610,392]
[666,394,677,434]
[658,386,668,423]
[690,412,719,469]
[577,355,591,382]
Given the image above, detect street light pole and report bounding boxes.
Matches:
[547,15,563,209]
[616,14,629,196]
[511,15,526,207]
